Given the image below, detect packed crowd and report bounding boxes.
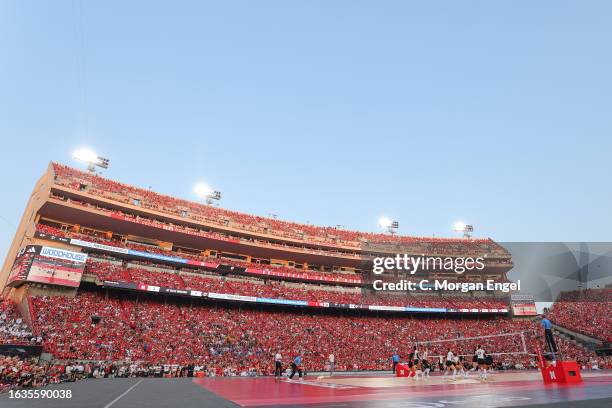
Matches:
[0,287,606,390]
[548,289,612,342]
[1,356,211,392]
[36,223,516,294]
[52,163,511,257]
[0,298,38,344]
[36,223,361,283]
[0,355,60,391]
[29,290,598,375]
[82,257,509,310]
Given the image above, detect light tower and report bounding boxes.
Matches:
[72,148,109,173]
[379,217,399,235]
[453,221,474,238]
[194,182,221,205]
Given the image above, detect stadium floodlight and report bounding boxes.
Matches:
[454,221,474,238]
[72,148,109,173]
[379,217,399,235]
[379,217,392,228]
[453,221,466,232]
[194,182,221,205]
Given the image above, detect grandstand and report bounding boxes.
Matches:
[548,289,612,344]
[0,163,610,407]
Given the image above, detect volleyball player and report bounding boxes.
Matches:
[455,355,468,378]
[414,359,425,380]
[421,356,431,379]
[444,348,457,380]
[411,345,420,363]
[407,352,415,378]
[409,359,417,378]
[484,353,494,380]
[471,346,479,372]
[475,345,487,380]
[421,348,430,378]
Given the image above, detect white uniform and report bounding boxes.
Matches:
[476,348,488,379]
[446,351,454,363]
[445,351,457,379]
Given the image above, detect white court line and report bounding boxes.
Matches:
[103,378,144,408]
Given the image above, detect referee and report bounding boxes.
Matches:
[274,352,282,377]
[392,352,400,373]
[541,314,558,359]
[289,352,303,380]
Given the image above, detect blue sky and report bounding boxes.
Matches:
[1,1,611,260]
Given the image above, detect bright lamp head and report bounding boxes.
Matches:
[378,217,392,228]
[453,221,466,232]
[193,183,214,198]
[73,148,99,164]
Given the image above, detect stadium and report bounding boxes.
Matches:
[0,162,610,407]
[2,2,612,407]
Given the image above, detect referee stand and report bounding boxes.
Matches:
[532,319,583,385]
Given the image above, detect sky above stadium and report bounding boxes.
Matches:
[1,1,611,260]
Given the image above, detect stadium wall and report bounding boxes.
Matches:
[0,164,54,292]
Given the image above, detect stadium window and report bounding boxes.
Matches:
[79,183,87,191]
[181,210,188,217]
[133,198,140,206]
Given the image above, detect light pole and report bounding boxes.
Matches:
[72,148,109,173]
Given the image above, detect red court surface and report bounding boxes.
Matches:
[194,371,612,408]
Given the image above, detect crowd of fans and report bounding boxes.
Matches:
[52,163,511,258]
[1,356,210,392]
[0,298,38,344]
[81,257,509,310]
[37,223,361,283]
[0,287,607,391]
[37,223,515,297]
[548,289,612,342]
[0,356,59,391]
[28,290,600,376]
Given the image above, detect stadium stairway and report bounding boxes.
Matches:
[552,322,604,352]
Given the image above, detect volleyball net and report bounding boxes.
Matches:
[417,330,540,360]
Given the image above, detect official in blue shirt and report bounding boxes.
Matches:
[541,314,558,358]
[289,353,303,380]
[392,352,400,373]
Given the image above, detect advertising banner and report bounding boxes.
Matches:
[70,238,129,255]
[40,246,88,264]
[208,293,257,302]
[25,246,87,287]
[255,297,308,306]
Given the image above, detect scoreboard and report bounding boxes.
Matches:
[510,294,537,316]
[7,245,88,288]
